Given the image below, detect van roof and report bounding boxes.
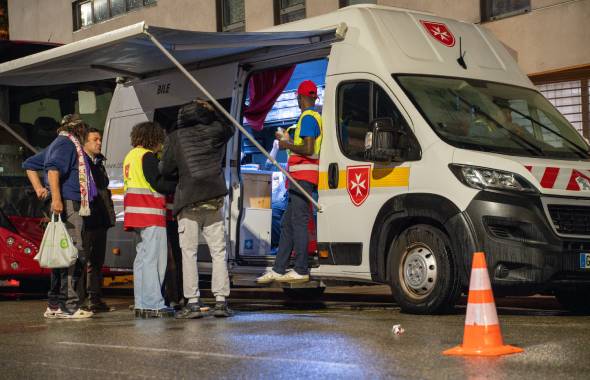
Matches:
[267,5,534,90]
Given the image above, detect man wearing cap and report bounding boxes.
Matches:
[257,80,322,284]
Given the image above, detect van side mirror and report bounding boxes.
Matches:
[364,118,407,162]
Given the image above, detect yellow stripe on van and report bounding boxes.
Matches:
[110,187,124,195]
[318,167,409,190]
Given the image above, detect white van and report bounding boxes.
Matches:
[2,5,589,314]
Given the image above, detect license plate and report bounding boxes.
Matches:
[580,253,590,269]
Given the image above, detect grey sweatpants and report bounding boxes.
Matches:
[178,207,230,303]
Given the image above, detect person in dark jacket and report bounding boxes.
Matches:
[80,128,116,312]
[160,99,235,318]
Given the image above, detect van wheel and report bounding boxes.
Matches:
[283,287,326,301]
[388,224,461,314]
[555,287,590,314]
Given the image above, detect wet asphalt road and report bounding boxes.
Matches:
[0,286,589,379]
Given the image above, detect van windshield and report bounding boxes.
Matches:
[396,75,590,160]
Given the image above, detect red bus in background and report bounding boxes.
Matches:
[0,40,116,288]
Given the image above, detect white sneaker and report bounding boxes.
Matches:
[256,269,283,284]
[43,307,65,319]
[57,308,93,319]
[277,269,310,284]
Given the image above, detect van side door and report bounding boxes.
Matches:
[316,73,416,279]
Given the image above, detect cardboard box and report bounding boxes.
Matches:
[243,172,271,209]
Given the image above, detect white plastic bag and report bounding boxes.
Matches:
[34,213,78,268]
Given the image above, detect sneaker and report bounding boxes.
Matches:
[213,301,234,318]
[43,306,65,319]
[140,307,176,319]
[175,300,210,319]
[256,269,283,284]
[276,269,310,284]
[57,308,93,319]
[87,300,114,313]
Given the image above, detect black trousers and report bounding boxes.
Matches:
[164,221,183,304]
[273,180,315,275]
[80,227,108,303]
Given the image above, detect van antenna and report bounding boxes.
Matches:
[457,37,467,70]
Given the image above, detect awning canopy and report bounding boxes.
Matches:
[0,22,339,86]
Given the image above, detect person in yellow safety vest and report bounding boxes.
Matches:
[123,122,176,318]
[257,80,322,285]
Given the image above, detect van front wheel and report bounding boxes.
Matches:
[388,224,461,314]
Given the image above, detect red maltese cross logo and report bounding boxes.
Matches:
[420,20,455,47]
[346,165,371,207]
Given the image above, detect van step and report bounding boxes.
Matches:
[231,274,324,289]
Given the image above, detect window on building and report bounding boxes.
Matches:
[339,0,376,8]
[275,0,305,25]
[111,0,126,17]
[0,0,9,40]
[218,0,245,32]
[481,0,530,22]
[72,0,157,30]
[536,79,590,139]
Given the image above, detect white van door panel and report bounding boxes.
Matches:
[316,73,412,278]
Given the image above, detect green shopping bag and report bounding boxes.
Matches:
[34,213,78,268]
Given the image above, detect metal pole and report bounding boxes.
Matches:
[145,30,323,212]
[0,118,38,154]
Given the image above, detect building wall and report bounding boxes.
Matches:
[483,0,590,75]
[8,0,73,43]
[72,0,216,41]
[307,0,339,18]
[245,0,274,31]
[377,0,480,23]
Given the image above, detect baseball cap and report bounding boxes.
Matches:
[297,80,318,98]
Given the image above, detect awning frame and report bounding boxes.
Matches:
[0,22,348,209]
[144,26,338,211]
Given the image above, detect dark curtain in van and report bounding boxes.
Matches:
[244,65,295,131]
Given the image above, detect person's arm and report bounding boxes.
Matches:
[278,114,319,156]
[264,139,280,170]
[159,135,178,177]
[143,152,177,195]
[48,170,63,214]
[26,170,49,200]
[222,120,236,143]
[23,150,49,200]
[279,137,314,156]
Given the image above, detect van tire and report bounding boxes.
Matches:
[283,287,325,301]
[555,287,590,314]
[388,224,461,314]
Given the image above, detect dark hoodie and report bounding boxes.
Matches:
[160,101,235,215]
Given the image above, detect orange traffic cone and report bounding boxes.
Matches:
[443,252,523,357]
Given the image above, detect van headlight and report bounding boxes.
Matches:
[449,164,537,193]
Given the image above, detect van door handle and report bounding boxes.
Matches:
[328,163,339,189]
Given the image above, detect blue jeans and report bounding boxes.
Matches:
[273,180,315,275]
[133,226,167,310]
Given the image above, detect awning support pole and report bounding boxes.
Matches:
[144,30,323,212]
[0,118,38,154]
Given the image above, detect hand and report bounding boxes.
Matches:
[51,199,63,215]
[35,187,49,200]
